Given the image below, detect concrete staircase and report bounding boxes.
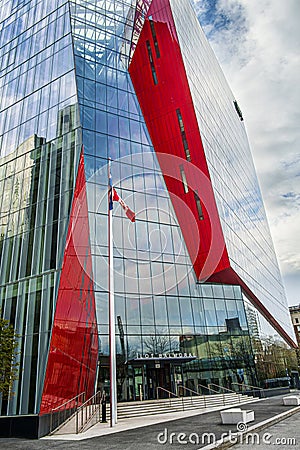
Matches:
[50,392,256,435]
[115,392,255,420]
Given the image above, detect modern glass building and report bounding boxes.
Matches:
[0,0,295,436]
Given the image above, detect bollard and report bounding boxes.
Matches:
[101,392,107,423]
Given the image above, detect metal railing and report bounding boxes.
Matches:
[178,385,201,396]
[156,386,202,410]
[208,382,241,403]
[75,390,106,434]
[156,386,178,406]
[50,392,85,434]
[197,382,220,395]
[231,382,265,398]
[155,383,249,412]
[177,385,206,408]
[197,382,227,405]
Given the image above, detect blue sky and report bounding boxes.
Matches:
[192,0,300,306]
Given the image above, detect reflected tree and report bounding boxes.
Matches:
[254,336,298,382]
[0,314,19,399]
[143,333,178,354]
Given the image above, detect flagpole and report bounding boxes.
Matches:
[108,158,117,427]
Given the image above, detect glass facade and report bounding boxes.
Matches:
[0,0,293,420]
[0,0,83,415]
[69,0,256,399]
[170,0,293,339]
[110,284,256,401]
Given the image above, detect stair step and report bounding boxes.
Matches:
[114,393,255,419]
[50,393,255,434]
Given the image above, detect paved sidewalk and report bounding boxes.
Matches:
[0,394,299,449]
[230,411,300,449]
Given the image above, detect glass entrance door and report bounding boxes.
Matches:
[146,363,171,399]
[133,366,145,401]
[172,364,183,396]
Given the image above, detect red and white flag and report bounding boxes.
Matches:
[112,188,136,222]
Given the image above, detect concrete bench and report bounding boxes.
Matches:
[220,408,255,425]
[282,396,300,406]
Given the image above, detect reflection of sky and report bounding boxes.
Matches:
[87,158,193,298]
[171,0,293,339]
[0,4,77,158]
[70,0,292,340]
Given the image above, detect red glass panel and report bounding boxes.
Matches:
[130,0,295,348]
[129,0,230,280]
[40,151,98,414]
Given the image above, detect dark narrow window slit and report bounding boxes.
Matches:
[146,40,158,85]
[233,100,244,121]
[194,190,204,220]
[149,18,160,58]
[180,165,189,193]
[176,108,191,161]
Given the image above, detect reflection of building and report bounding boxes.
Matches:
[178,318,257,390]
[289,305,300,366]
[0,0,296,437]
[289,305,300,346]
[245,305,261,341]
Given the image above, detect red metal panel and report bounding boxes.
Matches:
[129,0,295,347]
[39,151,98,414]
[129,0,230,280]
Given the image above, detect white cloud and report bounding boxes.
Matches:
[193,0,300,303]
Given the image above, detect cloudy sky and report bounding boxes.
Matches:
[192,0,300,306]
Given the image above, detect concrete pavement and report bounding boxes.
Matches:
[0,394,299,449]
[228,411,300,449]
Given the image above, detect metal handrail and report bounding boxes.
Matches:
[50,392,85,433]
[51,392,85,412]
[76,390,104,434]
[232,382,264,391]
[197,382,221,395]
[156,386,178,399]
[231,382,265,397]
[208,383,241,405]
[156,387,179,407]
[177,385,206,408]
[208,382,237,394]
[179,384,236,408]
[156,384,241,411]
[178,385,201,397]
[197,383,227,406]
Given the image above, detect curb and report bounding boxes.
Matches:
[200,405,300,449]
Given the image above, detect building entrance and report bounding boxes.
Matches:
[146,364,171,399]
[132,362,184,400]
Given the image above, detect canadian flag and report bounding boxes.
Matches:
[112,188,136,222]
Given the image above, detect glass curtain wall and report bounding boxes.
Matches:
[0,0,259,413]
[0,0,81,415]
[170,0,292,339]
[70,0,256,401]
